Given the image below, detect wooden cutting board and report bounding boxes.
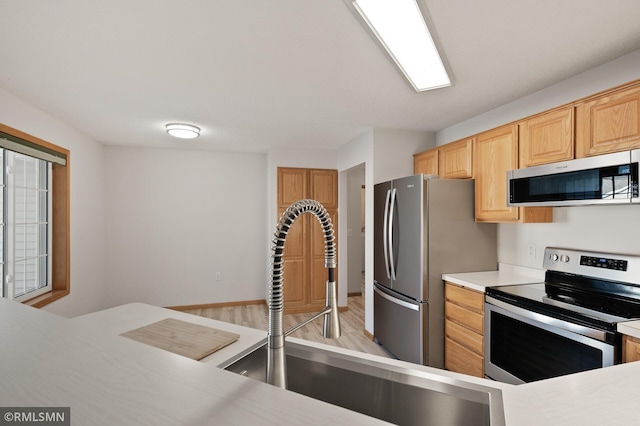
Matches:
[120,318,240,360]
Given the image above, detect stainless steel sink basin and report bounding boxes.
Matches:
[219,340,505,426]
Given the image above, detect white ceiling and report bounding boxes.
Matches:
[1,0,640,153]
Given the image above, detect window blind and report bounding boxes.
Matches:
[0,131,67,166]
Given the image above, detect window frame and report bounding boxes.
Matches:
[0,123,70,308]
[8,153,52,302]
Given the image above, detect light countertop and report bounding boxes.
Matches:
[4,292,640,425]
[442,264,544,292]
[617,320,640,339]
[73,302,268,367]
[0,298,387,425]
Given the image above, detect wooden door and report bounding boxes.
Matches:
[277,167,338,314]
[277,168,308,309]
[309,170,338,307]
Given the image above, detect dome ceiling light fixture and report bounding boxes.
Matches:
[165,123,201,139]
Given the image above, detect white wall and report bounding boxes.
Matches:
[338,128,434,334]
[338,131,374,331]
[0,88,107,317]
[499,205,640,268]
[437,49,640,146]
[104,146,268,308]
[436,48,640,268]
[346,165,364,294]
[373,128,436,183]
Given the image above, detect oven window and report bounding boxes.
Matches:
[490,311,603,382]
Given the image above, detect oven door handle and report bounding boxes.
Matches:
[485,295,610,342]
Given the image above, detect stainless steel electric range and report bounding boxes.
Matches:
[485,247,640,385]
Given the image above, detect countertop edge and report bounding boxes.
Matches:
[442,266,544,292]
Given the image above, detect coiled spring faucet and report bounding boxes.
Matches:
[267,199,340,388]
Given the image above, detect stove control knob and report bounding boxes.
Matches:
[551,254,559,262]
[560,255,570,263]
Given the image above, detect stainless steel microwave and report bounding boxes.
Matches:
[507,149,640,206]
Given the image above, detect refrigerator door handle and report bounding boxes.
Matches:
[374,286,419,311]
[388,187,397,280]
[382,189,392,279]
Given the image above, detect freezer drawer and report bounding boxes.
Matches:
[374,285,425,365]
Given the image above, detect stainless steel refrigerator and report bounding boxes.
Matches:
[374,174,497,368]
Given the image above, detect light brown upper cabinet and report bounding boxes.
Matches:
[438,138,473,178]
[413,148,439,175]
[576,84,640,158]
[473,124,552,223]
[277,167,338,314]
[413,139,472,178]
[520,107,574,167]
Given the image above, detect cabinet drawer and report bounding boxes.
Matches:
[445,301,484,334]
[445,283,484,313]
[446,318,483,355]
[445,337,484,378]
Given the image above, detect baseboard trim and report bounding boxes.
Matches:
[363,329,375,341]
[167,299,266,311]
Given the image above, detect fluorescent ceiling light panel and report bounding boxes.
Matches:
[353,0,450,92]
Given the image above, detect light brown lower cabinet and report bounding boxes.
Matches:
[445,282,485,378]
[623,335,640,363]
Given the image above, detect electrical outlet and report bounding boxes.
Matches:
[527,244,536,258]
[215,272,222,281]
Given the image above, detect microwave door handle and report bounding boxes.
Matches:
[388,188,397,280]
[382,189,392,279]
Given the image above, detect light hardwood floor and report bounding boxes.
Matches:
[182,295,392,358]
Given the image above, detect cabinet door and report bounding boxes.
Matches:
[277,167,338,313]
[310,169,338,209]
[309,170,338,307]
[310,209,337,306]
[413,149,439,175]
[277,168,309,310]
[278,168,307,208]
[576,85,640,157]
[520,107,574,167]
[439,138,473,178]
[279,211,308,309]
[623,335,640,363]
[474,125,520,222]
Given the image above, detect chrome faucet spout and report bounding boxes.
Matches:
[267,199,340,388]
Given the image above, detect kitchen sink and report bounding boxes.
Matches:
[219,340,505,426]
